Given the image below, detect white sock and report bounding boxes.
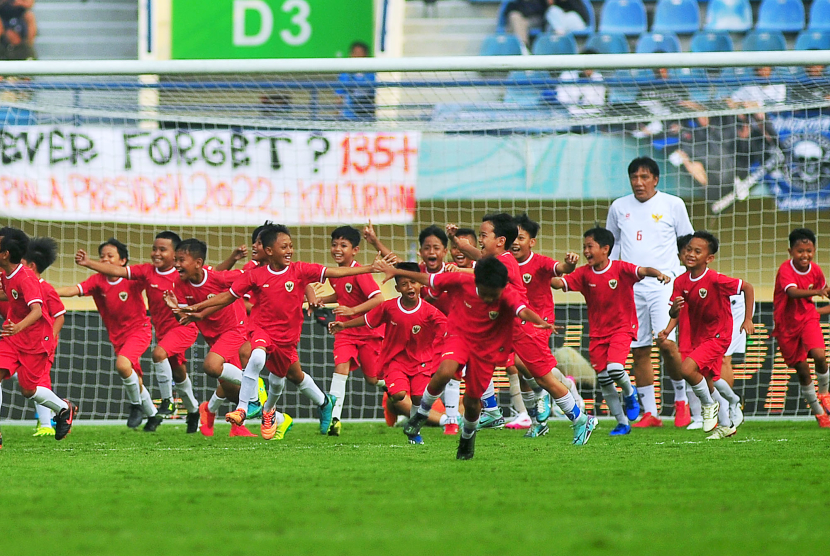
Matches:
[237,349,266,411]
[637,384,658,415]
[508,373,527,415]
[298,374,326,406]
[438,413,449,426]
[153,358,174,399]
[525,377,543,395]
[264,374,286,412]
[376,379,386,390]
[672,379,688,403]
[687,385,702,419]
[481,379,495,400]
[175,377,199,413]
[552,368,580,400]
[140,386,158,417]
[802,383,823,415]
[418,389,439,417]
[219,363,243,384]
[553,393,579,421]
[207,393,224,414]
[29,387,68,413]
[442,379,460,420]
[411,404,420,419]
[607,364,634,396]
[712,389,731,427]
[816,371,829,394]
[329,373,348,420]
[35,404,53,426]
[122,372,141,405]
[600,382,628,425]
[691,380,714,405]
[461,415,478,439]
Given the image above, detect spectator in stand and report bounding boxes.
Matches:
[556,47,606,117]
[545,0,589,36]
[507,0,589,47]
[0,0,36,60]
[336,41,376,122]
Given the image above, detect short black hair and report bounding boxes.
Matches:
[155,231,182,249]
[677,233,693,255]
[177,238,207,261]
[0,227,29,264]
[691,230,719,255]
[260,224,291,248]
[454,227,476,241]
[98,238,129,263]
[394,261,422,283]
[627,156,660,180]
[419,225,448,248]
[789,227,816,248]
[584,227,615,251]
[331,226,361,248]
[514,213,540,239]
[25,237,59,274]
[482,212,518,247]
[252,220,274,244]
[474,255,509,289]
[350,41,370,54]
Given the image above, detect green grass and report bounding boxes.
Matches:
[0,420,826,555]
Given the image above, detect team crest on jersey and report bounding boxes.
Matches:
[609,279,618,290]
[345,283,353,293]
[412,325,421,334]
[489,311,499,320]
[522,273,532,284]
[285,281,295,292]
[10,289,18,300]
[118,291,128,302]
[207,293,216,299]
[699,288,708,299]
[652,213,663,223]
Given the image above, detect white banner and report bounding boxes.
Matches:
[0,127,419,225]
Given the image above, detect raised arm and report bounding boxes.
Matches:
[215,245,248,271]
[740,280,755,335]
[446,224,481,262]
[75,249,129,278]
[362,220,394,258]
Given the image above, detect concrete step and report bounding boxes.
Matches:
[35,37,137,59]
[403,33,487,56]
[405,0,499,19]
[404,17,497,35]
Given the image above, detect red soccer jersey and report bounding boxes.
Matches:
[0,299,7,319]
[429,272,526,364]
[78,274,151,347]
[420,261,457,316]
[329,261,383,338]
[672,268,742,344]
[176,268,247,342]
[39,279,66,321]
[772,259,826,337]
[126,263,196,339]
[229,262,327,345]
[497,251,529,303]
[517,252,563,324]
[365,297,447,371]
[561,260,642,339]
[0,264,54,354]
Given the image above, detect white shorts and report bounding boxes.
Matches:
[632,280,676,348]
[726,294,747,356]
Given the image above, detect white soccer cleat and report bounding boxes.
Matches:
[687,417,704,430]
[701,401,719,433]
[706,425,737,440]
[729,401,744,429]
[505,413,532,429]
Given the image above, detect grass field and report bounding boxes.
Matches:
[0,419,826,555]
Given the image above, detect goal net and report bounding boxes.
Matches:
[0,52,828,423]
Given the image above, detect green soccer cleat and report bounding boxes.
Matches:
[257,377,268,406]
[246,400,263,421]
[328,417,342,437]
[319,394,336,435]
[156,398,177,419]
[477,410,505,430]
[33,425,56,437]
[272,413,293,441]
[572,413,598,446]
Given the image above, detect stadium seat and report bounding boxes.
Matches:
[689,30,734,52]
[795,29,830,50]
[480,33,524,56]
[583,33,630,54]
[572,0,596,37]
[652,0,701,34]
[742,29,787,51]
[532,33,578,55]
[599,0,648,36]
[809,0,830,30]
[704,0,753,32]
[636,32,682,53]
[756,0,805,32]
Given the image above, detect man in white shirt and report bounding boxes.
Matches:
[605,157,695,427]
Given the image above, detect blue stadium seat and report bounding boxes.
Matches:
[652,0,701,34]
[689,30,734,51]
[572,0,596,37]
[756,0,805,32]
[809,0,830,30]
[583,33,631,54]
[742,29,787,51]
[636,32,682,53]
[532,33,578,55]
[795,29,830,49]
[599,0,648,36]
[704,0,753,32]
[480,33,524,56]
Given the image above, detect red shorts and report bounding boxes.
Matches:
[157,325,198,368]
[589,333,633,372]
[512,323,558,378]
[333,335,382,378]
[205,329,246,368]
[777,320,825,367]
[0,342,52,391]
[250,328,299,378]
[441,335,503,399]
[113,327,152,377]
[385,360,433,398]
[684,337,730,380]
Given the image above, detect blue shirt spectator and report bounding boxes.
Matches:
[337,41,376,122]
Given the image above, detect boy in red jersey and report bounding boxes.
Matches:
[329,262,449,444]
[448,227,477,269]
[0,227,75,447]
[319,226,386,437]
[58,239,161,431]
[380,256,595,459]
[771,228,830,427]
[75,231,201,432]
[553,227,669,435]
[658,231,754,439]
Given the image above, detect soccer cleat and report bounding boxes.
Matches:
[230,423,257,437]
[407,433,425,445]
[567,376,586,412]
[609,423,632,436]
[319,394,336,435]
[382,395,396,427]
[632,412,663,428]
[674,401,691,428]
[687,417,704,430]
[272,414,293,441]
[185,411,200,434]
[456,432,477,460]
[623,387,640,421]
[816,413,830,428]
[477,410,505,430]
[729,400,744,429]
[143,414,163,432]
[156,398,177,419]
[257,377,268,405]
[33,425,56,437]
[706,425,736,440]
[701,402,720,433]
[54,400,77,441]
[246,400,263,421]
[225,408,247,426]
[261,408,278,440]
[524,422,549,438]
[818,393,830,415]
[572,414,598,446]
[443,422,459,435]
[126,404,144,429]
[404,411,428,437]
[327,417,342,437]
[536,394,552,422]
[505,413,532,429]
[199,402,216,437]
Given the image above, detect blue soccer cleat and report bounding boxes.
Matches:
[536,394,552,422]
[623,387,640,422]
[610,423,631,436]
[523,422,549,438]
[572,413,598,446]
[319,394,336,435]
[406,433,425,445]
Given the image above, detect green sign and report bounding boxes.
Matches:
[171,0,374,59]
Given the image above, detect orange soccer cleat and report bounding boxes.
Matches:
[632,412,664,428]
[382,395,396,427]
[225,408,247,426]
[674,401,691,428]
[816,413,830,428]
[230,423,257,437]
[199,402,215,437]
[817,393,830,416]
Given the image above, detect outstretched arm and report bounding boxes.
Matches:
[178,291,236,314]
[787,284,830,299]
[328,315,368,334]
[637,266,670,283]
[375,258,430,286]
[75,250,129,278]
[517,307,554,330]
[334,295,383,318]
[556,252,579,274]
[55,285,82,297]
[215,245,248,271]
[325,253,397,279]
